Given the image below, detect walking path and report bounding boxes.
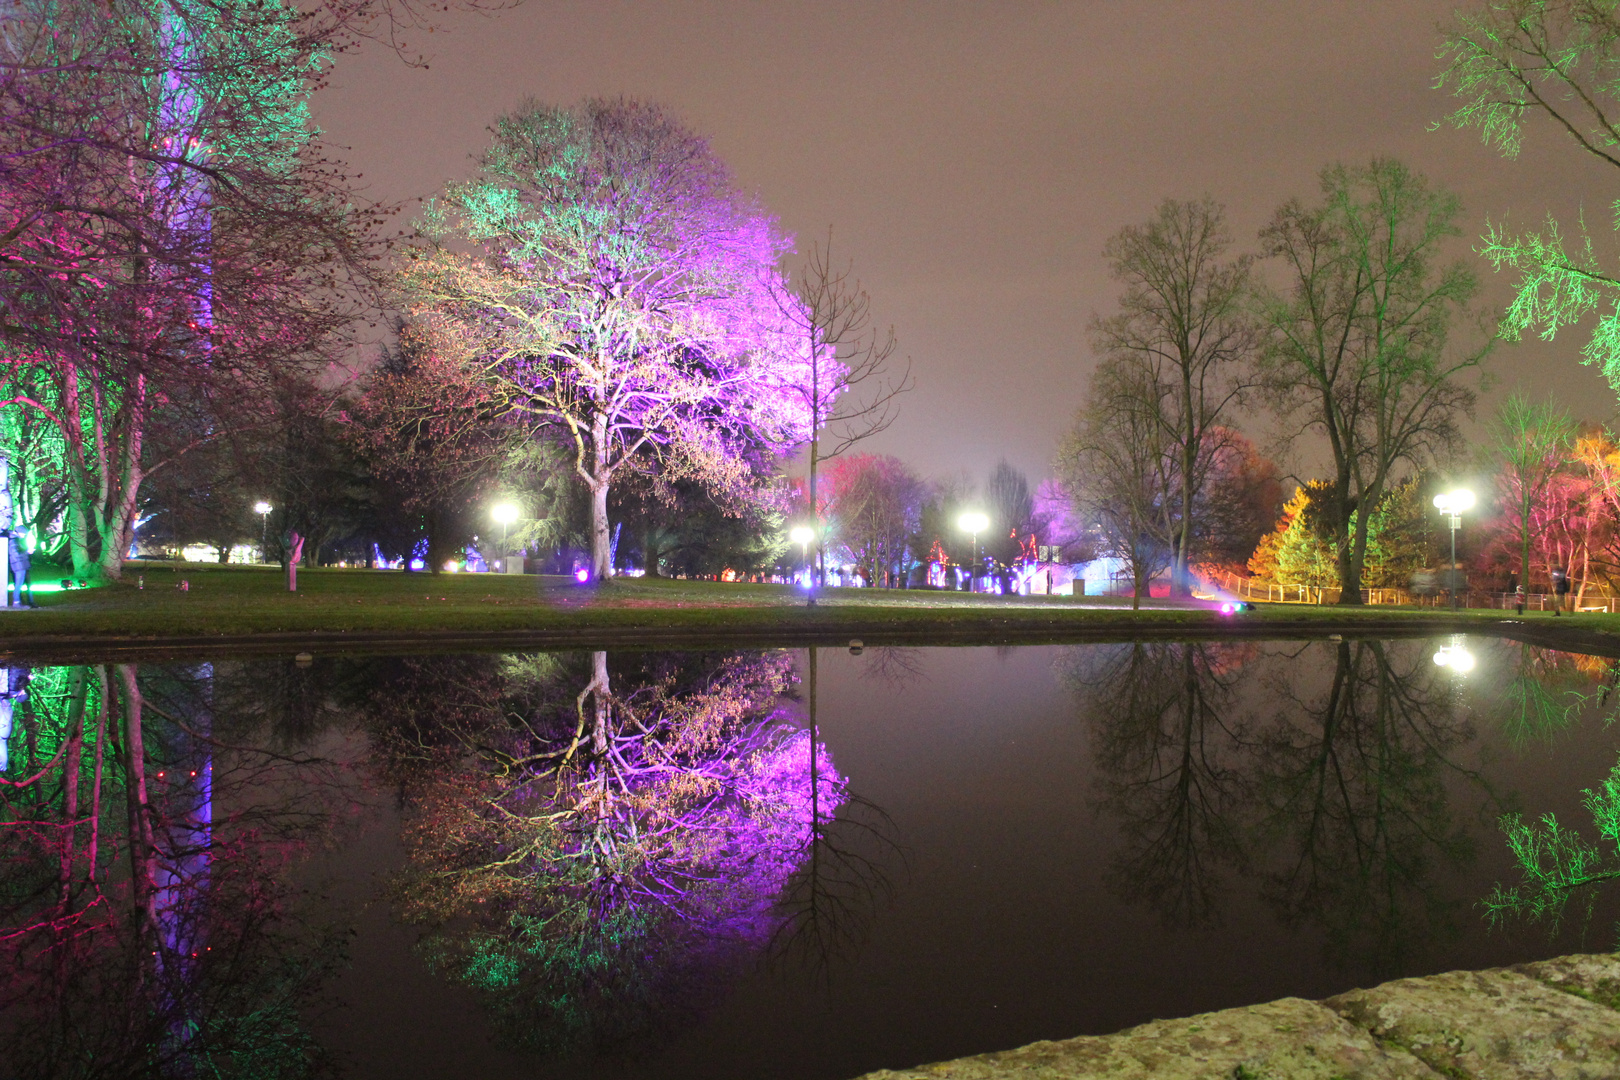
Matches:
[853,953,1620,1079]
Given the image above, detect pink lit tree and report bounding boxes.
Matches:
[402,99,812,581]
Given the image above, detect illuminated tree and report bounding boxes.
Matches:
[1488,393,1576,590]
[0,0,394,580]
[1258,160,1490,603]
[1440,0,1620,395]
[347,321,516,571]
[1091,198,1258,597]
[402,99,810,581]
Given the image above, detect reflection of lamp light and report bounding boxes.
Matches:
[253,501,272,561]
[1433,638,1476,673]
[789,525,814,586]
[1432,489,1475,611]
[958,512,989,592]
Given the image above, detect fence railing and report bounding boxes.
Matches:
[1196,569,1618,612]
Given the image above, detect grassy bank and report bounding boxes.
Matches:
[0,561,1612,660]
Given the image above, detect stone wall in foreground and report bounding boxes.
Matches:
[853,954,1620,1079]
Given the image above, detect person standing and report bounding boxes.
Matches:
[8,536,31,609]
[1553,566,1571,616]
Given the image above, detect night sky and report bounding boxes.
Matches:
[312,0,1618,485]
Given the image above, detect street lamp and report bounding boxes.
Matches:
[491,502,519,570]
[958,511,989,593]
[253,501,272,561]
[789,525,814,587]
[1432,489,1475,611]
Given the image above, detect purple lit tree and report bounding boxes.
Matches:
[403,99,812,581]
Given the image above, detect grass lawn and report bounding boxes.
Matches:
[0,561,1613,659]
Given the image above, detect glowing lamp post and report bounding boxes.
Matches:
[491,502,519,570]
[1432,489,1475,611]
[253,501,272,562]
[789,525,814,587]
[958,511,989,593]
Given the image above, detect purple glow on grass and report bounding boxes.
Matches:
[574,568,590,583]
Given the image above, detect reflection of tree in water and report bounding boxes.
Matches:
[769,646,900,981]
[379,650,849,1057]
[0,662,353,1079]
[1474,650,1620,939]
[1477,643,1607,746]
[1069,638,1495,976]
[1062,642,1250,929]
[1251,639,1486,974]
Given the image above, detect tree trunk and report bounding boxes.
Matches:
[589,478,612,581]
[807,434,820,606]
[1521,487,1534,592]
[587,413,614,581]
[120,664,157,938]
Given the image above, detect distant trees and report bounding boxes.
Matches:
[1091,198,1257,597]
[1058,356,1175,609]
[1196,430,1284,573]
[401,98,808,581]
[823,454,925,587]
[1257,159,1490,603]
[983,461,1044,594]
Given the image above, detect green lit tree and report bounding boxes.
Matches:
[1484,758,1620,935]
[1440,1,1620,395]
[1258,160,1491,603]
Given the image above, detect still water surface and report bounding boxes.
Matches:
[2,638,1618,1078]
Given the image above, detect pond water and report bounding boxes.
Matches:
[3,637,1620,1079]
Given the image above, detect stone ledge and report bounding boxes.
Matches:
[852,954,1620,1080]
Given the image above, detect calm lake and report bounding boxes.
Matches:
[3,636,1618,1079]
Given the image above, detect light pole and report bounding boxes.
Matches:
[1432,489,1475,611]
[958,511,988,593]
[253,501,272,562]
[491,502,519,570]
[790,525,814,587]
